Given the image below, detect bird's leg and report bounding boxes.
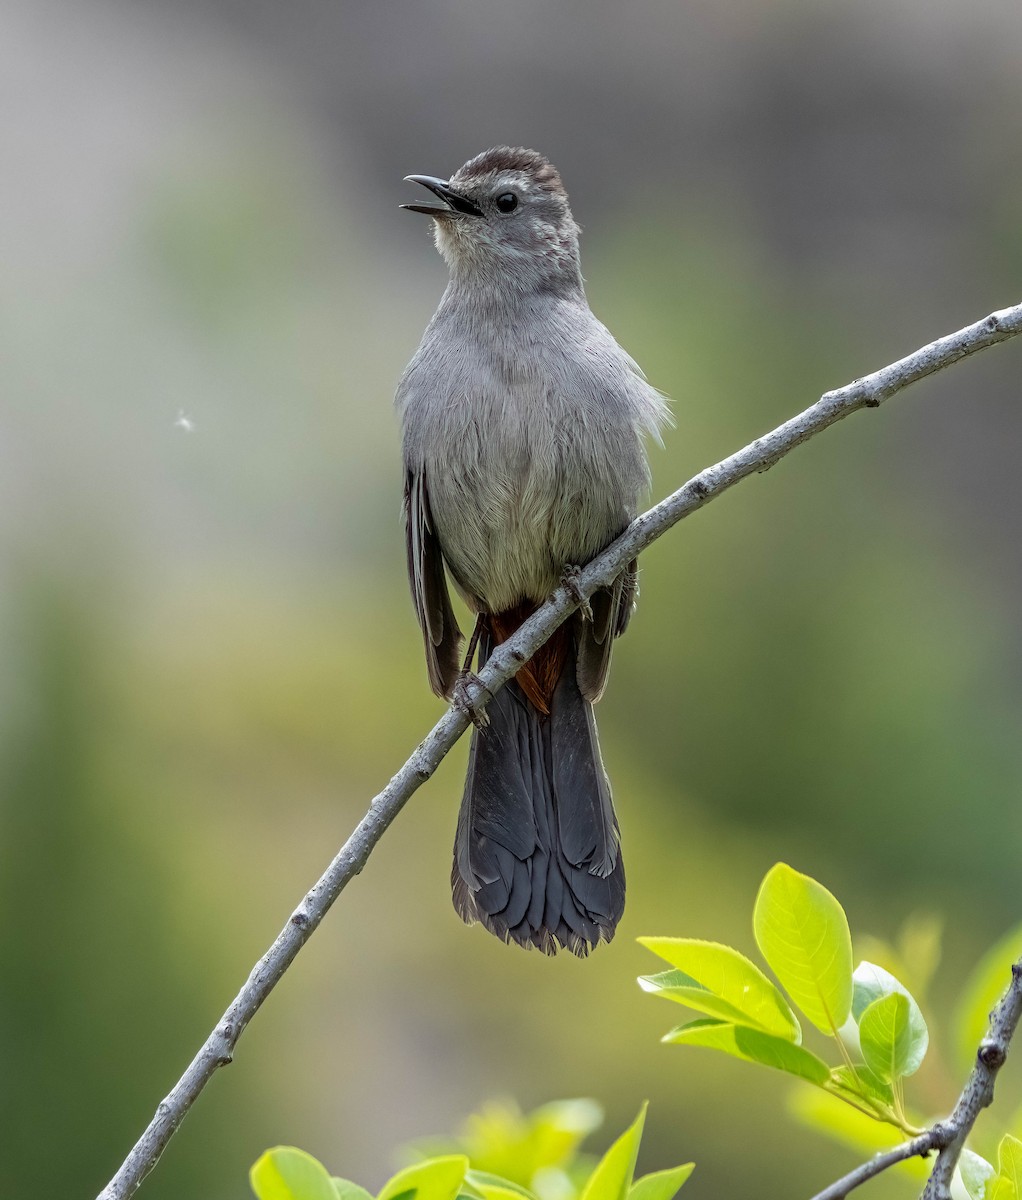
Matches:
[460,613,484,675]
[561,564,594,622]
[452,613,490,729]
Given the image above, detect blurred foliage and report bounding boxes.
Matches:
[249,1103,692,1200]
[595,219,1022,916]
[408,1098,604,1199]
[0,583,266,1197]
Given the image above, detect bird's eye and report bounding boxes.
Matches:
[495,192,519,213]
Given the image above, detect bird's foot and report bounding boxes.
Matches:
[452,670,491,730]
[561,564,593,621]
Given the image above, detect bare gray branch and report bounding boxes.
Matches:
[97,301,1022,1199]
[919,958,1022,1199]
[805,957,1022,1200]
[809,1132,938,1200]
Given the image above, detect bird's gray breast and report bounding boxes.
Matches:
[399,320,645,613]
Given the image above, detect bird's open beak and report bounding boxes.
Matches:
[401,175,483,218]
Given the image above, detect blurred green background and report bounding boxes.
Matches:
[1,1,1021,1197]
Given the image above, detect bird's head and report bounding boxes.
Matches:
[402,147,582,293]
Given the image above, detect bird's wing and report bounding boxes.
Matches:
[404,468,463,699]
[575,559,638,703]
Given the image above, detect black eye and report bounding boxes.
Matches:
[495,192,518,213]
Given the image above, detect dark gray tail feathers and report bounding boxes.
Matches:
[452,652,625,956]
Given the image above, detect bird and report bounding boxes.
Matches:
[396,147,668,955]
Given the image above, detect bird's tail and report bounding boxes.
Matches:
[452,624,625,956]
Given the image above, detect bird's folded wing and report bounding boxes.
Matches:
[404,468,463,699]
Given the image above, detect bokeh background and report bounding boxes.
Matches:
[2,1,1021,1196]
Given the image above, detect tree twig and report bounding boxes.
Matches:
[920,958,1022,1199]
[96,301,1022,1199]
[805,957,1022,1200]
[809,1132,938,1200]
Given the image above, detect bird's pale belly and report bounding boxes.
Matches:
[428,452,626,613]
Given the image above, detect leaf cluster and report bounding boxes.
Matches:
[641,863,1022,1191]
[250,1105,693,1200]
[961,1136,1022,1200]
[407,1097,603,1196]
[639,863,929,1134]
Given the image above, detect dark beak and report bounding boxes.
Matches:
[401,175,483,218]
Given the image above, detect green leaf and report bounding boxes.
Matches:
[463,1172,538,1200]
[529,1168,581,1200]
[640,968,759,1029]
[526,1099,603,1172]
[984,1138,1022,1200]
[960,1149,996,1200]
[638,939,801,1042]
[429,1097,600,1184]
[333,1183,374,1200]
[954,923,1022,1072]
[250,1147,339,1200]
[378,1157,469,1200]
[579,1105,646,1200]
[628,1163,695,1200]
[826,1064,895,1114]
[858,993,913,1082]
[753,863,853,1034]
[663,1019,830,1084]
[852,961,928,1076]
[999,1136,1022,1194]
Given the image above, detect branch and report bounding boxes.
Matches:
[97,301,1022,1199]
[806,957,1022,1200]
[809,1132,938,1200]
[920,957,1022,1199]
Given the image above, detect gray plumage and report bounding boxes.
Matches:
[396,147,668,955]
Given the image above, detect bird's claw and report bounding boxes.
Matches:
[561,564,593,621]
[453,671,491,729]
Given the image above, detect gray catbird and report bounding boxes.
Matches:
[397,147,668,956]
